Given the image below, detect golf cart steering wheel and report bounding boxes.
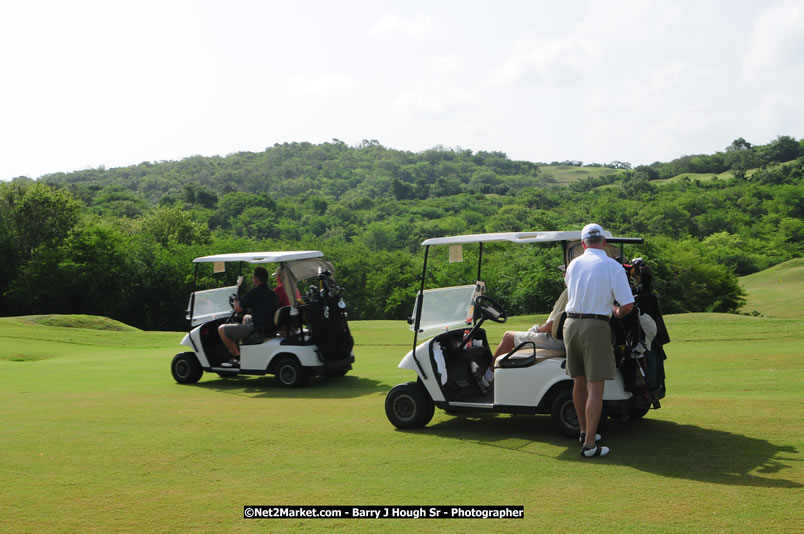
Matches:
[226,294,239,324]
[475,295,507,324]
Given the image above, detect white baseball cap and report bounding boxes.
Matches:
[581,223,605,240]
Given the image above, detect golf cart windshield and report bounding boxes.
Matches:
[410,285,477,339]
[186,285,238,327]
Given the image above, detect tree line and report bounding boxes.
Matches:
[1,137,802,330]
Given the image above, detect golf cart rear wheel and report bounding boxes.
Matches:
[324,367,349,378]
[275,356,309,388]
[171,352,203,384]
[629,402,650,420]
[551,388,580,437]
[385,381,435,429]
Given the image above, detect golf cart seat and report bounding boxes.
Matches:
[494,347,565,369]
[497,353,535,368]
[240,328,264,345]
[274,306,291,328]
[534,348,565,359]
[274,306,302,337]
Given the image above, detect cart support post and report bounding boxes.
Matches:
[189,263,199,326]
[411,245,430,379]
[477,242,483,282]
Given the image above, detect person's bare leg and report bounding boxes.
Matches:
[493,332,516,358]
[218,325,240,358]
[583,380,605,448]
[572,376,588,436]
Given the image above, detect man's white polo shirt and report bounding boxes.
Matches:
[565,248,634,317]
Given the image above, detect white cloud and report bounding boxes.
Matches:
[492,33,600,86]
[750,89,804,139]
[371,13,432,34]
[492,0,683,87]
[393,82,476,119]
[743,0,804,81]
[425,54,467,74]
[287,74,354,95]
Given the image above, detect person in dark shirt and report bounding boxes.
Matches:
[218,267,279,366]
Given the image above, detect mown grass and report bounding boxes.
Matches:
[539,165,625,185]
[740,258,804,319]
[653,170,737,184]
[1,313,802,533]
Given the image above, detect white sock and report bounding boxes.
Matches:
[484,368,494,383]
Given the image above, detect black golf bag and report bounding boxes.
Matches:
[301,272,354,363]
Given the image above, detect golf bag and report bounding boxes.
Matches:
[613,259,670,403]
[302,272,354,363]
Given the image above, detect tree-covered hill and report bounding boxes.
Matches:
[1,136,802,330]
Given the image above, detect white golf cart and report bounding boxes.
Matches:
[171,251,355,387]
[385,231,666,437]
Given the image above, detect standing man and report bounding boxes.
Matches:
[564,223,634,458]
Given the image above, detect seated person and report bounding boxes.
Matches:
[273,266,302,307]
[219,267,279,367]
[472,267,568,387]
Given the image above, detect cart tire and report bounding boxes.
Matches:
[275,356,309,388]
[629,403,650,420]
[551,388,580,437]
[385,381,435,429]
[171,352,203,384]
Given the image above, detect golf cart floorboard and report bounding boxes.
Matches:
[443,387,495,406]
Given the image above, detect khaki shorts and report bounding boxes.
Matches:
[563,318,615,381]
[512,331,564,351]
[219,322,257,341]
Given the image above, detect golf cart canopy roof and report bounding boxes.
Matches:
[420,231,610,246]
[421,231,644,246]
[192,251,324,264]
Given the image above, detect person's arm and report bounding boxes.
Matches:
[613,302,633,318]
[236,289,254,314]
[534,321,553,333]
[534,288,567,332]
[611,262,635,318]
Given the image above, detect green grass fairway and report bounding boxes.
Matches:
[1,313,802,533]
[740,258,804,319]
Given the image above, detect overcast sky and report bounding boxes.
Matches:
[1,0,803,180]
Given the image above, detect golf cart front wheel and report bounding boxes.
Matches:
[274,356,309,388]
[551,388,580,437]
[385,381,435,429]
[171,352,203,384]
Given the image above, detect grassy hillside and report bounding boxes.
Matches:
[657,159,802,185]
[539,165,624,184]
[654,170,736,184]
[739,258,804,318]
[1,313,802,533]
